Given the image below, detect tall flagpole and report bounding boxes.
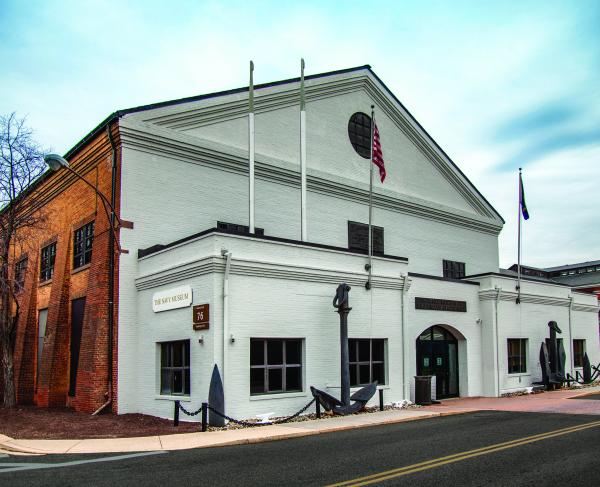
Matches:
[300,58,307,241]
[517,167,522,304]
[248,61,255,233]
[367,105,375,290]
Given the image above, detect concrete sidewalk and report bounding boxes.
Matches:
[0,408,450,455]
[2,386,598,456]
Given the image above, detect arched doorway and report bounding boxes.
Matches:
[416,326,459,399]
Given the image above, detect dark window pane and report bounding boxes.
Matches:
[173,370,183,394]
[432,327,445,340]
[250,368,264,394]
[267,340,283,365]
[268,368,283,392]
[172,343,183,367]
[358,364,370,385]
[349,340,357,362]
[350,364,358,386]
[160,370,171,394]
[285,367,301,392]
[286,340,301,364]
[358,340,370,362]
[184,369,190,395]
[161,344,169,367]
[184,341,190,367]
[372,363,385,384]
[419,329,431,341]
[250,340,264,366]
[372,340,384,361]
[348,112,372,159]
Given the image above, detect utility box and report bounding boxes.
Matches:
[414,375,433,405]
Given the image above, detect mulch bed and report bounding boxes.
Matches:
[0,406,200,440]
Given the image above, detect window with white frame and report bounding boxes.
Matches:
[250,339,302,394]
[349,338,386,386]
[507,338,527,374]
[160,340,190,395]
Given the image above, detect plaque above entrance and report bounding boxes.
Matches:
[415,297,467,313]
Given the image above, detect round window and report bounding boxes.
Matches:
[348,112,372,159]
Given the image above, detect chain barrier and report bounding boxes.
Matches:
[177,397,316,427]
[178,402,204,416]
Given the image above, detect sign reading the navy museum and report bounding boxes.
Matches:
[193,304,210,330]
[152,285,193,312]
[415,297,467,312]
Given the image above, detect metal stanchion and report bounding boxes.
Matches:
[174,400,180,427]
[201,402,208,432]
[379,388,384,411]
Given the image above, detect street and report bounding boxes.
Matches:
[1,410,598,486]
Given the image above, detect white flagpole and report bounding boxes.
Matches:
[300,58,307,241]
[517,167,522,304]
[249,61,255,233]
[367,105,374,290]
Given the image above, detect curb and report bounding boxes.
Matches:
[0,410,472,455]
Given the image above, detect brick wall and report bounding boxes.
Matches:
[7,123,121,413]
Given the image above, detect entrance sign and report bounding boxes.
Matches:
[415,297,467,312]
[193,304,210,330]
[152,285,193,312]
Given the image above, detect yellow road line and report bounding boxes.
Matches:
[326,419,600,487]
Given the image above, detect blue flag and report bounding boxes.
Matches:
[519,173,529,220]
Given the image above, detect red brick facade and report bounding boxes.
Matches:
[5,123,121,413]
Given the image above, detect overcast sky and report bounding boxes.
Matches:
[1,0,598,269]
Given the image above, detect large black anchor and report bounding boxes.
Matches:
[310,283,377,415]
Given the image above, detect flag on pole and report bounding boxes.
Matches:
[519,171,529,220]
[300,58,307,241]
[372,123,386,183]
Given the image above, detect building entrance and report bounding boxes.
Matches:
[416,326,459,399]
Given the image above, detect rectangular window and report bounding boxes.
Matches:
[348,221,384,255]
[250,339,302,395]
[73,221,94,269]
[14,257,28,293]
[507,338,527,374]
[160,340,191,396]
[36,309,48,390]
[349,339,386,386]
[573,339,586,368]
[40,242,57,282]
[443,260,466,279]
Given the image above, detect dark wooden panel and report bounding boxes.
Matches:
[415,297,467,312]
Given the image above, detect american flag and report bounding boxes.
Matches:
[372,122,386,183]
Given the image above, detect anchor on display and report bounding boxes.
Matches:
[310,283,377,415]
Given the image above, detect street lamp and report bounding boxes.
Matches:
[44,153,122,250]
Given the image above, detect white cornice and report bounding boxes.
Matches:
[119,121,502,236]
[135,255,406,291]
[479,288,599,312]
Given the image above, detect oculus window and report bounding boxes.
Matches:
[349,338,386,386]
[160,340,191,396]
[74,221,94,269]
[507,338,527,374]
[250,339,302,394]
[40,242,57,282]
[348,112,372,158]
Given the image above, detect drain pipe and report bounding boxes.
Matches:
[93,123,117,415]
[222,250,232,402]
[400,274,411,400]
[494,286,502,397]
[568,295,574,376]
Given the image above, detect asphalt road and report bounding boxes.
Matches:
[2,411,598,486]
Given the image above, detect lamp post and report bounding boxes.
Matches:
[44,151,120,414]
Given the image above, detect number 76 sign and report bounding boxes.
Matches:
[193,304,209,330]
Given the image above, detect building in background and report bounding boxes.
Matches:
[4,66,599,419]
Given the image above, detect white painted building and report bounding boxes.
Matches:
[102,65,598,420]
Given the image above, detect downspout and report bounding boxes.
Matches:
[93,123,117,415]
[494,286,502,397]
[568,295,574,376]
[400,274,410,400]
[222,250,232,406]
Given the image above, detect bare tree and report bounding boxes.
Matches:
[0,113,47,407]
